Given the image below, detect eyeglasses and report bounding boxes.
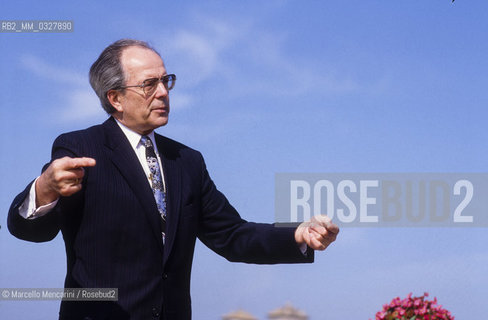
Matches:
[115,74,176,96]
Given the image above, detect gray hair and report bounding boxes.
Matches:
[89,39,161,114]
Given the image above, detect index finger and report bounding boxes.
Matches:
[67,157,97,169]
[313,215,340,234]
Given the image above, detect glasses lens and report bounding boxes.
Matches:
[163,74,176,91]
[142,75,176,95]
[142,78,160,95]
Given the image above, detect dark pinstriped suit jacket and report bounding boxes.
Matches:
[8,117,313,320]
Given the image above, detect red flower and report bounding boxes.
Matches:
[374,292,454,320]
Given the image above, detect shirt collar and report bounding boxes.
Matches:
[115,119,157,151]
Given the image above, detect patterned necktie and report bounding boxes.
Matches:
[141,136,167,241]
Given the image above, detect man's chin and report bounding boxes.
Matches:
[153,116,169,128]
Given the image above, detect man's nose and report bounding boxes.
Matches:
[154,81,169,97]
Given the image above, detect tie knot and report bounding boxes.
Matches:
[141,135,154,149]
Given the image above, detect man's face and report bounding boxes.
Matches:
[115,46,170,135]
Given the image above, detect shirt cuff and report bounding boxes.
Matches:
[18,177,59,219]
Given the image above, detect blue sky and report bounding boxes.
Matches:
[1,1,487,319]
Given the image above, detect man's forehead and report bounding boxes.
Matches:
[121,46,166,80]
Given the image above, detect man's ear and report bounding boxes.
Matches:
[107,89,124,112]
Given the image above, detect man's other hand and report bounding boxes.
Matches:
[295,215,339,251]
[35,157,96,207]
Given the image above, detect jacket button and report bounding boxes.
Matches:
[162,273,168,280]
[152,307,160,317]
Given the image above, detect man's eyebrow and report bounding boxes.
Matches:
[147,72,168,79]
[144,74,168,81]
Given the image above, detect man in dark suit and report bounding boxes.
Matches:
[8,39,339,320]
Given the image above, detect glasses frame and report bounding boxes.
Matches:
[115,74,177,95]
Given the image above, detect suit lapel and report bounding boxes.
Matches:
[155,134,182,264]
[102,118,164,251]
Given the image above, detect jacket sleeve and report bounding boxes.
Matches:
[8,179,61,242]
[195,152,314,264]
